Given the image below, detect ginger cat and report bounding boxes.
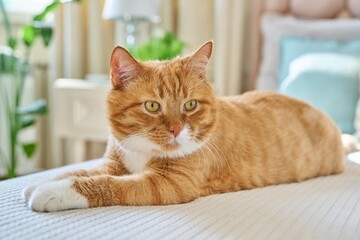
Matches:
[23,41,344,212]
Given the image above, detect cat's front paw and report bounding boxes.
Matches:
[22,180,50,201]
[28,179,88,212]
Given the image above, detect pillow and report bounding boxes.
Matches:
[290,0,345,19]
[280,53,360,133]
[257,13,360,91]
[279,36,360,83]
[348,0,360,18]
[266,0,288,13]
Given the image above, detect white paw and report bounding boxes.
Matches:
[22,180,50,201]
[28,179,88,212]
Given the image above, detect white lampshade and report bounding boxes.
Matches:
[103,0,160,20]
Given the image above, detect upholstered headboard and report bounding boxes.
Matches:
[248,0,360,90]
[248,0,360,134]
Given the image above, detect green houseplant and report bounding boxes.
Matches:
[0,0,80,178]
[128,32,185,61]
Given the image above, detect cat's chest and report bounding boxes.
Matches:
[122,151,151,174]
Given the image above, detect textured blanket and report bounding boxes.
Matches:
[1,158,360,240]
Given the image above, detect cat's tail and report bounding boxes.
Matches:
[341,134,358,154]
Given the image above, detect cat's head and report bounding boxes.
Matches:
[107,41,217,158]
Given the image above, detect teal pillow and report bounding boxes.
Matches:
[279,36,360,83]
[280,54,360,133]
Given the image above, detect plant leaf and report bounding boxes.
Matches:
[33,1,61,21]
[8,37,17,49]
[21,25,37,47]
[0,48,19,73]
[40,27,53,46]
[19,116,36,129]
[0,0,17,50]
[129,32,185,61]
[17,99,47,115]
[22,143,37,158]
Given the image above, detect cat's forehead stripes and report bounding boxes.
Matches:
[153,61,189,100]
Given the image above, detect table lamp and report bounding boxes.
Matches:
[103,0,160,47]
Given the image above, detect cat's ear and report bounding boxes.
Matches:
[110,46,141,90]
[185,41,213,80]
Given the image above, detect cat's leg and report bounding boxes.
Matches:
[53,148,129,179]
[28,170,201,212]
[55,159,129,180]
[22,170,122,201]
[23,159,128,201]
[22,168,106,201]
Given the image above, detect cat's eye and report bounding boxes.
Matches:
[145,101,161,113]
[184,99,197,112]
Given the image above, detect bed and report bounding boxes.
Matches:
[1,157,360,240]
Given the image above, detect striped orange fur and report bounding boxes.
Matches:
[25,41,344,211]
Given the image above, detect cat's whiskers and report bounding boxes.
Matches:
[200,142,223,179]
[188,81,210,94]
[196,144,210,173]
[215,104,234,114]
[194,137,222,178]
[112,136,126,153]
[197,135,233,180]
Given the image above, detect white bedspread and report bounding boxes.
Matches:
[1,158,360,240]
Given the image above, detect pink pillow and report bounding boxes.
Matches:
[348,0,360,17]
[290,0,345,19]
[266,0,289,13]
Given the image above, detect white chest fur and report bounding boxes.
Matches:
[109,134,154,174]
[122,150,151,174]
[113,127,200,173]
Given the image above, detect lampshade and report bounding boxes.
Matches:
[103,0,160,20]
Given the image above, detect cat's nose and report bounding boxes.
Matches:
[169,125,183,138]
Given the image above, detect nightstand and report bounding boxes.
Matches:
[54,78,110,166]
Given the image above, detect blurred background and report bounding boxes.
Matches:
[1,0,359,178]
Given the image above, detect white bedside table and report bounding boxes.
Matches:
[54,78,110,165]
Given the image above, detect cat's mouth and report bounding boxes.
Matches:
[163,140,181,150]
[164,143,180,148]
[156,137,203,158]
[169,138,179,145]
[161,132,185,148]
